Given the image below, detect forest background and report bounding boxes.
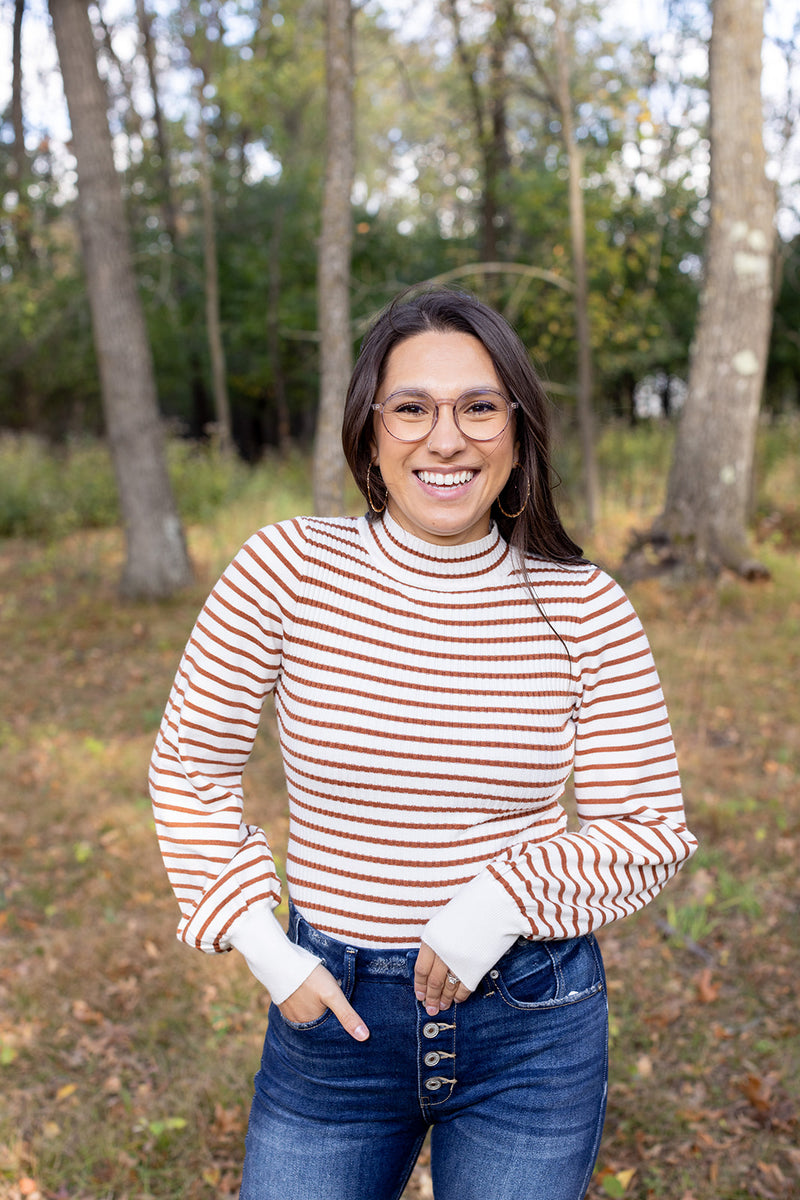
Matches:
[1,0,799,1198]
[2,0,799,472]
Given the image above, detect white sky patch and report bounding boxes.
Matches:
[243,142,282,185]
[0,0,68,147]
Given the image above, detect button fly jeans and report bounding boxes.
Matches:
[239,908,608,1200]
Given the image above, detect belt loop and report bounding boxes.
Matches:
[287,902,300,943]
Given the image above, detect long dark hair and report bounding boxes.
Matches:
[342,289,585,565]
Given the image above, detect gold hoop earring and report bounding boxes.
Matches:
[497,469,530,520]
[366,462,386,514]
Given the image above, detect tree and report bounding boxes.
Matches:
[48,0,192,598]
[180,0,234,452]
[134,0,212,439]
[514,0,600,529]
[10,0,30,254]
[633,0,776,578]
[443,0,512,267]
[313,0,355,516]
[194,70,233,453]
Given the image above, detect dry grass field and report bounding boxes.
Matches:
[1,428,798,1199]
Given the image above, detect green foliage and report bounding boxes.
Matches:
[0,436,119,539]
[166,439,253,522]
[0,435,252,540]
[767,236,800,413]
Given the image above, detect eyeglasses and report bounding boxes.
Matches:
[372,389,518,443]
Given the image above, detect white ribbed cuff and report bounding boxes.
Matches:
[421,870,530,991]
[227,900,322,1004]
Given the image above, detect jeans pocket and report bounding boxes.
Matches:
[277,944,357,1032]
[492,936,604,1010]
[278,1005,335,1032]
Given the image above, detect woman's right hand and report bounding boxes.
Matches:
[278,963,370,1041]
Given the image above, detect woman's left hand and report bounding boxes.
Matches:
[414,942,473,1015]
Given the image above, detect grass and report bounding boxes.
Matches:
[0,424,798,1200]
[0,434,257,539]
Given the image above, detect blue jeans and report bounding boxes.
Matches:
[240,908,608,1200]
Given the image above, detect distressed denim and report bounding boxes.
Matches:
[239,907,608,1200]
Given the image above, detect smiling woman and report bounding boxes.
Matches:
[367,329,518,544]
[343,289,587,566]
[150,288,697,1200]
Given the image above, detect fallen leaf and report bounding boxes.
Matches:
[757,1161,787,1185]
[694,968,720,1004]
[742,1073,773,1115]
[212,1102,245,1137]
[72,998,104,1024]
[56,1082,77,1101]
[635,1055,653,1079]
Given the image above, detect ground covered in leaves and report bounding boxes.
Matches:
[1,476,798,1200]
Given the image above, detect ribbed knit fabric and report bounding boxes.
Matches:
[149,511,696,992]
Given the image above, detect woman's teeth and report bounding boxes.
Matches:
[417,470,474,486]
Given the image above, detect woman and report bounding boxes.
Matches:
[149,290,697,1200]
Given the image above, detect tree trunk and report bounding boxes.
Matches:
[654,0,775,577]
[312,0,355,516]
[445,0,510,276]
[11,0,33,259]
[267,201,292,455]
[195,79,233,454]
[136,0,210,439]
[11,0,25,184]
[49,0,192,598]
[136,0,180,251]
[553,5,600,531]
[484,2,512,267]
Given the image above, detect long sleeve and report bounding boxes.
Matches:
[148,521,320,995]
[151,513,697,996]
[423,570,697,988]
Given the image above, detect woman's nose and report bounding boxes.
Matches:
[427,403,466,455]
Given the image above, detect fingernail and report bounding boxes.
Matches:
[425,1004,438,1016]
[415,990,425,1002]
[353,1024,369,1041]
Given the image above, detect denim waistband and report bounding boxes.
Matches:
[288,905,417,979]
[286,904,552,986]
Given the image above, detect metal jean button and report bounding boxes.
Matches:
[422,1022,440,1039]
[424,1051,440,1067]
[424,1077,446,1092]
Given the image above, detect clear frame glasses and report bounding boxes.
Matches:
[372,388,518,443]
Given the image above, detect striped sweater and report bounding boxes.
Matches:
[149,511,696,997]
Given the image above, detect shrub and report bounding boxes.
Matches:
[0,434,251,539]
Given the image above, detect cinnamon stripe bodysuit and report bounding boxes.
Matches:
[149,511,696,987]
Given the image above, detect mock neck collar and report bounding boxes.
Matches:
[358,510,513,591]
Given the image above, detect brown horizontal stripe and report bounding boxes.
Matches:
[149,514,692,962]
